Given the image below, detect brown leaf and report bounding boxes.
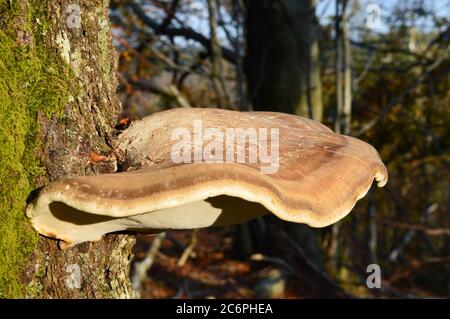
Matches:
[89,151,107,163]
[115,117,131,130]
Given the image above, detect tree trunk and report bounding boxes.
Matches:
[207,0,230,108]
[245,0,323,120]
[334,0,351,134]
[330,0,351,271]
[342,1,352,135]
[334,0,343,134]
[298,0,323,122]
[244,0,324,268]
[0,0,135,298]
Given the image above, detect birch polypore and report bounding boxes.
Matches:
[26,108,388,247]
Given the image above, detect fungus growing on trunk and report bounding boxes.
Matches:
[26,108,388,247]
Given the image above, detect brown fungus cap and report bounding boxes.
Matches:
[26,108,388,247]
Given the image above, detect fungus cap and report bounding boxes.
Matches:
[26,108,388,247]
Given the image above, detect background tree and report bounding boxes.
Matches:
[244,0,327,276]
[245,0,323,120]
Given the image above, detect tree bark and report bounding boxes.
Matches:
[330,0,351,271]
[245,0,323,120]
[335,0,343,134]
[244,0,324,268]
[342,0,352,135]
[334,0,351,134]
[0,0,135,298]
[207,0,230,108]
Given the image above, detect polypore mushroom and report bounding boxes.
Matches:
[26,108,388,247]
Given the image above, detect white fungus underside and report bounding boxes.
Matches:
[26,176,379,247]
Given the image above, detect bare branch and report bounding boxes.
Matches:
[388,203,439,262]
[383,222,450,236]
[355,50,450,137]
[177,229,198,267]
[121,74,192,108]
[129,0,238,64]
[157,0,181,33]
[132,232,166,294]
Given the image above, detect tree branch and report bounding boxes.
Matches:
[120,74,192,108]
[129,1,237,64]
[355,50,450,137]
[388,203,439,262]
[157,0,180,33]
[383,222,450,236]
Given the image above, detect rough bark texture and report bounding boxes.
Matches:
[26,234,135,298]
[0,0,135,297]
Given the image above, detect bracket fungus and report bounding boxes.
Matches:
[26,108,388,247]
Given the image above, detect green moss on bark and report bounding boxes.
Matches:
[0,1,70,298]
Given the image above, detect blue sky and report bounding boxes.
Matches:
[317,0,450,33]
[140,0,450,49]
